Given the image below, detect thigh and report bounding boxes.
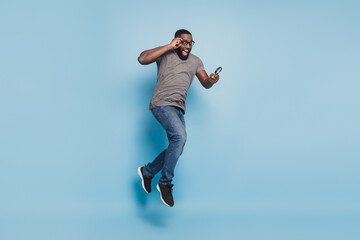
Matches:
[152,106,186,138]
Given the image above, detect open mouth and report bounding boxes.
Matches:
[182,49,189,56]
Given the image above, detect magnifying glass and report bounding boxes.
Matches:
[215,67,222,75]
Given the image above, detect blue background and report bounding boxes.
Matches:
[1,0,359,239]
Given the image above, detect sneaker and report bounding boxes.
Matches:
[157,183,174,207]
[138,167,153,193]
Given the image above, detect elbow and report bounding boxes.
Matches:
[138,55,146,65]
[138,52,152,65]
[201,82,211,89]
[203,80,213,89]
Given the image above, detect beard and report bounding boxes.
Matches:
[176,47,190,60]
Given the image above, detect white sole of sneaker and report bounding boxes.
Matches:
[138,167,150,193]
[157,184,171,207]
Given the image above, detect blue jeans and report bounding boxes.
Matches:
[143,106,187,184]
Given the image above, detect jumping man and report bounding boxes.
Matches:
[137,29,220,207]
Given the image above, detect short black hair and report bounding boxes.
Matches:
[175,29,192,38]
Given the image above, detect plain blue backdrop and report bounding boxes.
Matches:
[1,0,359,239]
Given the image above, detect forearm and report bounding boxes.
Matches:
[196,70,219,89]
[204,78,214,89]
[138,44,172,65]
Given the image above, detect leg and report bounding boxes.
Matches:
[152,106,186,184]
[143,106,186,182]
[143,149,166,177]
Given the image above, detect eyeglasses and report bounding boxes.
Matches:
[180,40,195,47]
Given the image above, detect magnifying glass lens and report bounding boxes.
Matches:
[215,67,222,74]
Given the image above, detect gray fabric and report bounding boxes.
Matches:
[149,50,204,113]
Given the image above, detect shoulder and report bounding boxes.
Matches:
[161,50,177,61]
[189,53,202,62]
[157,50,173,64]
[189,53,204,68]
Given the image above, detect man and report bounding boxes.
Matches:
[137,29,220,207]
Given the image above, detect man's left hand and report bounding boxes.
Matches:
[209,73,220,84]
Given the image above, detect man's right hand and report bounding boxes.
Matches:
[138,38,182,65]
[169,38,183,50]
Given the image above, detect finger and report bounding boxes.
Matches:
[209,74,219,83]
[171,39,182,49]
[173,38,182,44]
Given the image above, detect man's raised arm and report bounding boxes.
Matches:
[138,38,183,65]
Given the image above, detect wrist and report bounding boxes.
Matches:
[166,44,174,50]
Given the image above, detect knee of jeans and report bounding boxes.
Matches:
[172,131,187,146]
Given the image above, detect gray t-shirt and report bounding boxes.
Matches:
[149,50,204,113]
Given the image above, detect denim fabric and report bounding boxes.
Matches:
[143,105,187,184]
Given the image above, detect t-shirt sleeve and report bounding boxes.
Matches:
[156,53,164,65]
[196,58,205,74]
